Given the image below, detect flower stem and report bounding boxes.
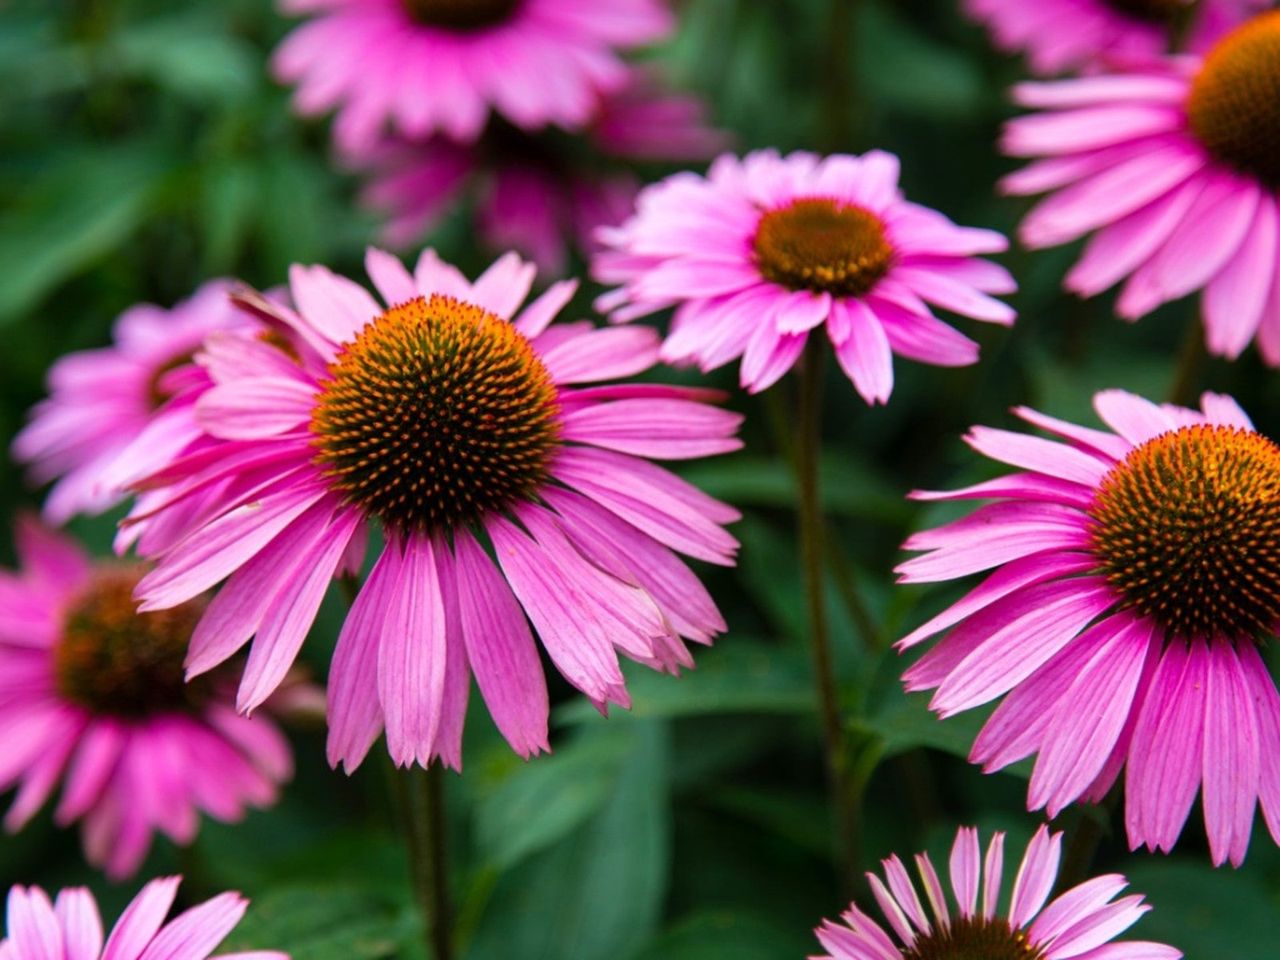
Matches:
[821,0,855,151]
[796,337,859,894]
[1167,312,1207,406]
[403,765,454,960]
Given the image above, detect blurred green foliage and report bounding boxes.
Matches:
[2,0,1279,957]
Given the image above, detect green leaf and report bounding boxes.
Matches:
[473,728,627,871]
[631,910,813,960]
[554,639,814,726]
[1125,859,1279,959]
[218,885,405,960]
[857,0,986,119]
[0,147,161,323]
[855,689,990,762]
[200,159,260,273]
[112,15,258,103]
[466,722,671,960]
[681,453,908,522]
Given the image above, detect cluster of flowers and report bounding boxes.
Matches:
[275,0,728,274]
[6,0,1280,957]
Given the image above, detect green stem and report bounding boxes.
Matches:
[1055,808,1107,895]
[1168,0,1205,53]
[796,339,859,895]
[821,0,858,152]
[824,537,881,651]
[1167,313,1207,406]
[404,766,454,960]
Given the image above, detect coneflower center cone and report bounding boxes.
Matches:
[1089,424,1280,641]
[311,295,561,535]
[54,569,206,716]
[402,0,521,30]
[900,917,1045,960]
[1104,0,1185,22]
[753,198,894,297]
[1188,11,1280,188]
[145,351,196,409]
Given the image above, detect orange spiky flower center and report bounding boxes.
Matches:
[901,916,1045,960]
[752,198,894,297]
[1089,423,1280,641]
[1188,11,1280,188]
[402,0,520,30]
[311,295,561,535]
[1104,0,1185,22]
[54,568,206,716]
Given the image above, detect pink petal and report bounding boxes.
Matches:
[1201,640,1260,867]
[1203,194,1278,359]
[949,827,981,918]
[1028,615,1154,817]
[102,877,181,960]
[448,530,550,758]
[237,509,360,712]
[1125,641,1207,855]
[832,300,894,405]
[931,578,1114,717]
[379,536,448,768]
[326,545,397,772]
[1010,825,1062,928]
[136,892,246,960]
[54,888,103,960]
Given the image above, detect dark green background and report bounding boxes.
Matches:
[2,0,1278,956]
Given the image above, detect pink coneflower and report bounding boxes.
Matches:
[359,74,729,275]
[272,0,672,154]
[897,389,1280,867]
[964,0,1263,75]
[0,520,296,879]
[1,876,286,960]
[592,149,1015,404]
[814,825,1180,960]
[128,248,741,771]
[1003,11,1280,363]
[12,280,250,525]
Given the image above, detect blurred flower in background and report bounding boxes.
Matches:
[898,389,1280,867]
[0,876,287,960]
[1002,11,1280,363]
[814,825,1181,960]
[128,249,741,772]
[356,72,729,275]
[271,0,673,154]
[593,149,1015,402]
[11,280,251,525]
[0,519,298,879]
[964,0,1263,75]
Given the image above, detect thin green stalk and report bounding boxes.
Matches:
[404,766,454,960]
[796,338,860,895]
[824,536,881,651]
[1168,0,1205,53]
[1055,809,1107,895]
[821,0,858,152]
[1055,787,1121,895]
[1167,313,1207,406]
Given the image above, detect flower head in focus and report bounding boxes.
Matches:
[272,0,672,154]
[0,876,287,960]
[814,825,1180,960]
[1003,12,1280,363]
[128,248,741,772]
[12,280,250,525]
[964,0,1264,75]
[594,149,1015,404]
[359,73,730,276]
[898,389,1280,866]
[0,520,297,879]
